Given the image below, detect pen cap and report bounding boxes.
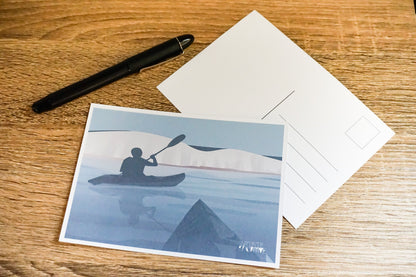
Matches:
[127,36,190,71]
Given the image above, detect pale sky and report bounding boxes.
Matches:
[88,106,285,157]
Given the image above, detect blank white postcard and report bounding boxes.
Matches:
[158,10,394,228]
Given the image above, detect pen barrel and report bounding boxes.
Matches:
[32,36,185,113]
[126,37,184,71]
[32,62,131,113]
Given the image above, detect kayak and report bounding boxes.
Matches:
[88,173,185,187]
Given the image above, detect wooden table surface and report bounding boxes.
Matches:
[1,0,415,276]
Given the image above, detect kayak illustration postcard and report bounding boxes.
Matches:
[60,104,286,268]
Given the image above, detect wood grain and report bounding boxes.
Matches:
[1,0,415,275]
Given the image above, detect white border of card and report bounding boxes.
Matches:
[60,104,287,268]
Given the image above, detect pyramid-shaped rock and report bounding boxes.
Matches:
[163,199,262,261]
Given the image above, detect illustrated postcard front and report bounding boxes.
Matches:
[60,104,286,268]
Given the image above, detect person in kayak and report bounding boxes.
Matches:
[120,147,158,178]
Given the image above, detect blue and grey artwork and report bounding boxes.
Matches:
[63,107,283,265]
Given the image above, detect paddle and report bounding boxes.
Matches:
[147,134,185,160]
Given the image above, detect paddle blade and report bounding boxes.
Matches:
[167,134,186,148]
[150,134,186,159]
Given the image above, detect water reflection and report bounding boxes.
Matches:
[89,184,186,229]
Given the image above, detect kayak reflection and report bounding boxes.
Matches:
[89,184,186,229]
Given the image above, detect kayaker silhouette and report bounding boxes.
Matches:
[88,134,186,186]
[120,148,157,178]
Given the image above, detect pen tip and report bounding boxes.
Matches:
[177,34,194,50]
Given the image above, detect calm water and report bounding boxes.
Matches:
[65,157,281,262]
